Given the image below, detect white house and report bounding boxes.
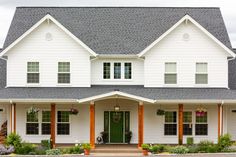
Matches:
[0,7,236,148]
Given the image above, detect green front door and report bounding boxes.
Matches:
[110,111,124,143]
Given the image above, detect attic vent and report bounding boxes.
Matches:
[45,32,53,41]
[183,33,190,41]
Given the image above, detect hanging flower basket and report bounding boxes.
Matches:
[69,108,79,115]
[196,106,207,117]
[27,106,40,115]
[156,109,165,116]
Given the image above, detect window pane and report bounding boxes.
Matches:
[27,112,38,122]
[195,124,208,135]
[196,63,207,73]
[164,124,177,135]
[42,123,51,135]
[165,111,176,123]
[183,124,192,135]
[196,112,207,123]
[42,111,50,122]
[103,63,110,79]
[26,123,39,135]
[58,62,70,72]
[57,111,69,122]
[114,63,121,79]
[27,62,39,72]
[196,74,208,84]
[58,73,70,84]
[124,63,132,79]
[57,123,70,135]
[27,73,39,83]
[183,112,192,123]
[165,74,177,84]
[165,63,176,73]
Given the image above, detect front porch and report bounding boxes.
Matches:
[0,94,234,148]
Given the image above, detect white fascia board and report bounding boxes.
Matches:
[138,15,236,58]
[0,99,78,103]
[0,14,98,57]
[77,91,156,103]
[97,54,138,59]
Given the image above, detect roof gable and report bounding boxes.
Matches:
[0,14,97,57]
[138,15,235,57]
[2,7,232,55]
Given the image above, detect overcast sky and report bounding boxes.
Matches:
[0,0,236,48]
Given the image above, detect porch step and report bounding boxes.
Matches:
[91,144,142,154]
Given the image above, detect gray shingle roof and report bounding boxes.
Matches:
[2,7,232,54]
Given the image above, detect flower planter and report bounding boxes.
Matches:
[84,149,90,155]
[142,149,148,156]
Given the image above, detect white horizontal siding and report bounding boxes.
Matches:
[144,21,228,88]
[225,105,236,140]
[7,21,91,87]
[91,59,144,85]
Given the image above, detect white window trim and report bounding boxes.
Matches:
[25,110,40,135]
[56,109,71,136]
[183,111,193,136]
[26,61,40,86]
[195,62,208,85]
[41,110,51,135]
[57,62,71,85]
[164,62,177,85]
[195,110,208,136]
[163,110,178,137]
[102,61,133,81]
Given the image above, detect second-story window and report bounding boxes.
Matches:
[58,62,70,84]
[124,63,132,79]
[114,62,121,79]
[164,62,177,84]
[195,63,208,84]
[103,63,111,79]
[27,62,39,84]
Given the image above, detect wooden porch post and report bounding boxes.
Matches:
[13,103,16,133]
[50,103,56,148]
[90,102,95,148]
[178,104,183,145]
[218,104,223,141]
[138,102,144,148]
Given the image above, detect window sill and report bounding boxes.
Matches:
[56,84,72,87]
[25,84,41,87]
[162,84,179,87]
[102,79,133,82]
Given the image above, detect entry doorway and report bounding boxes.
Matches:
[104,111,130,143]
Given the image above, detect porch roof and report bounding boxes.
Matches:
[0,85,236,103]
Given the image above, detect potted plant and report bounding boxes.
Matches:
[69,108,79,115]
[82,143,91,155]
[141,144,149,156]
[156,109,165,116]
[125,131,132,144]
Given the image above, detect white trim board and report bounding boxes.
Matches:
[0,14,98,57]
[138,14,236,58]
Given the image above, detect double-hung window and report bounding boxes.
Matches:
[183,111,192,135]
[114,63,121,79]
[195,112,208,135]
[195,63,208,84]
[58,62,70,84]
[124,63,132,79]
[57,111,70,135]
[164,111,177,135]
[27,62,39,84]
[103,63,111,79]
[165,62,177,84]
[41,111,51,135]
[26,112,39,135]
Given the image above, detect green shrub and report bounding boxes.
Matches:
[46,149,61,155]
[187,145,199,153]
[218,134,233,151]
[34,146,47,155]
[150,144,166,154]
[68,145,83,154]
[198,140,214,153]
[82,143,91,150]
[15,142,36,155]
[206,145,218,153]
[41,139,50,149]
[187,137,194,145]
[170,145,189,154]
[141,144,149,150]
[5,133,22,148]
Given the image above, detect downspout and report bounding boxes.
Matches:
[220,100,224,136]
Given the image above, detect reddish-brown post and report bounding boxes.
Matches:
[138,102,144,148]
[90,102,95,148]
[13,103,16,133]
[50,103,56,148]
[178,104,183,145]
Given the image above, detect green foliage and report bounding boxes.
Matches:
[141,144,149,150]
[82,143,91,150]
[170,145,189,154]
[15,142,36,155]
[46,149,61,155]
[67,145,84,154]
[198,140,214,153]
[150,144,166,154]
[5,133,22,148]
[41,139,51,149]
[187,145,200,153]
[206,145,218,153]
[187,137,194,145]
[34,146,47,155]
[218,134,233,151]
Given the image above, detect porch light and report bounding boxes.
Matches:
[114,105,120,112]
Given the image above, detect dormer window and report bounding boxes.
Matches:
[124,63,132,79]
[195,63,208,84]
[27,62,39,84]
[58,62,70,84]
[103,63,111,79]
[114,63,121,79]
